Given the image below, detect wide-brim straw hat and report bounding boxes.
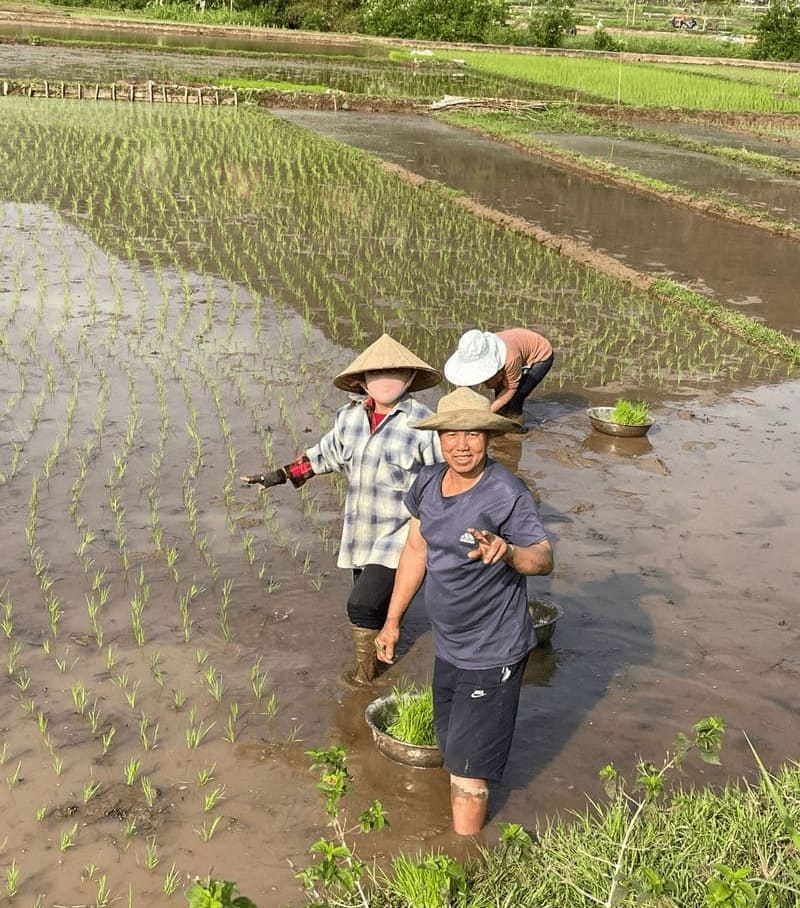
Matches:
[411,386,524,434]
[444,329,506,387]
[333,333,442,393]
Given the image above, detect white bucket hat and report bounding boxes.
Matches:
[444,330,506,387]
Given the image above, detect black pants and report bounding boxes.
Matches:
[496,353,555,417]
[348,564,396,630]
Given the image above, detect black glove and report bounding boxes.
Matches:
[240,468,287,488]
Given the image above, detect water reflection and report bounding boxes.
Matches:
[583,431,654,458]
[523,642,559,686]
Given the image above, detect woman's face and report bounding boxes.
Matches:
[439,430,489,478]
[363,369,414,409]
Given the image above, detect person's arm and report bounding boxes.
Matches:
[375,518,427,664]
[489,359,523,412]
[240,454,315,489]
[467,528,553,576]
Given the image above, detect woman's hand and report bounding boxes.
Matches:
[374,622,400,664]
[466,528,512,566]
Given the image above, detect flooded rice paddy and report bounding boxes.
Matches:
[0,42,547,101]
[275,110,800,335]
[0,47,799,908]
[532,132,800,224]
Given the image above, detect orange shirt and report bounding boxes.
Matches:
[493,329,553,411]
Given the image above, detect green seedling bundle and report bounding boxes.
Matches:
[386,684,436,747]
[611,399,651,425]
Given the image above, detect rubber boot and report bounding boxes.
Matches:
[343,625,377,686]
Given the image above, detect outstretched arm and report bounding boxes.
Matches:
[375,518,427,664]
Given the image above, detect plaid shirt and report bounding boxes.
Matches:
[297,394,442,570]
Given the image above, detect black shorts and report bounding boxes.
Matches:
[432,655,528,783]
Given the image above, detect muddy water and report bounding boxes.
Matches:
[533,132,800,223]
[0,21,381,56]
[276,110,800,336]
[623,117,800,162]
[2,197,798,907]
[0,42,541,100]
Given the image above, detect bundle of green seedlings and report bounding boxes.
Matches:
[611,399,651,425]
[385,684,436,747]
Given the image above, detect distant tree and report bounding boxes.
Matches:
[525,0,575,47]
[751,0,800,61]
[361,0,507,42]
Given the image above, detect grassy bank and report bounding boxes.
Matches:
[283,720,800,907]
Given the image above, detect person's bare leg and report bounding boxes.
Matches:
[450,775,489,835]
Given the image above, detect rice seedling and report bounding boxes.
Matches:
[203,785,226,812]
[173,687,186,709]
[87,700,101,734]
[145,836,159,870]
[35,805,47,822]
[52,754,64,776]
[186,707,215,750]
[6,761,22,789]
[139,713,159,751]
[123,756,140,786]
[250,658,268,701]
[5,859,19,898]
[197,763,216,786]
[223,702,239,744]
[195,815,222,843]
[6,641,22,677]
[204,666,224,703]
[102,726,116,756]
[84,779,101,803]
[94,874,111,908]
[150,651,165,688]
[71,680,89,716]
[60,823,79,851]
[123,818,137,839]
[163,864,181,896]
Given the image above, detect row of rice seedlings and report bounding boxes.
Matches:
[440,50,800,113]
[0,210,303,906]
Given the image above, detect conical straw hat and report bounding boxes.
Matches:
[411,386,524,434]
[333,333,442,393]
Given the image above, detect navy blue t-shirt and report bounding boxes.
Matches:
[405,459,548,670]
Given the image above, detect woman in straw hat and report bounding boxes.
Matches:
[242,334,442,685]
[375,386,553,835]
[444,328,553,425]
